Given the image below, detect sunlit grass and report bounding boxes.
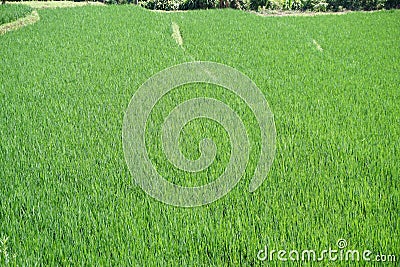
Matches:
[0,4,32,25]
[0,6,399,265]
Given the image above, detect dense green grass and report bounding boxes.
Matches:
[1,6,399,265]
[0,4,32,25]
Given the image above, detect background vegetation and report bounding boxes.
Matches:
[2,0,400,10]
[141,0,400,11]
[138,0,400,11]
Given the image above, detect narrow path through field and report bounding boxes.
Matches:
[171,21,198,62]
[312,39,323,51]
[6,1,104,9]
[1,1,105,35]
[0,10,39,35]
[171,22,183,47]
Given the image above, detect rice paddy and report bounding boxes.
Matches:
[0,5,399,265]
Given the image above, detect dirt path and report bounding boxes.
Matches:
[6,1,104,9]
[1,1,105,35]
[251,9,383,17]
[0,10,39,35]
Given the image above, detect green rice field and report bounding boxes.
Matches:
[0,4,32,25]
[0,5,399,265]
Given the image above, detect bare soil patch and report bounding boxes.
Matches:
[6,1,105,9]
